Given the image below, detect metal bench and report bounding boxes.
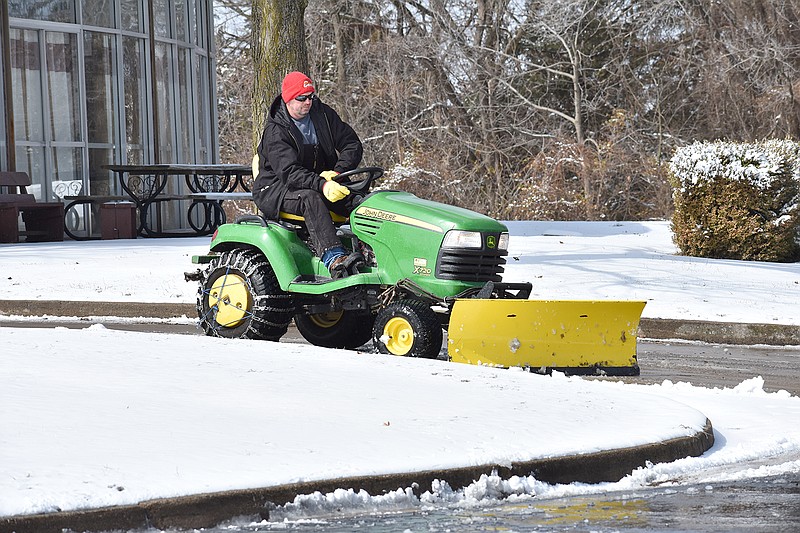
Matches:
[0,171,64,243]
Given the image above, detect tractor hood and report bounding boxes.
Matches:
[352,191,507,234]
[350,190,510,291]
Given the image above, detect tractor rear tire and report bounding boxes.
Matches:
[294,310,375,349]
[372,299,443,359]
[197,249,294,340]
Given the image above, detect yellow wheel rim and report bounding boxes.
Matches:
[309,310,343,329]
[209,273,251,327]
[383,316,414,356]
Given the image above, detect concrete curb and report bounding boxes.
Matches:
[0,300,195,321]
[639,317,800,346]
[0,421,714,533]
[2,300,799,346]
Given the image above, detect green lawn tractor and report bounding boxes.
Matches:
[188,168,645,375]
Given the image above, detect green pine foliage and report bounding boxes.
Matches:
[669,140,800,262]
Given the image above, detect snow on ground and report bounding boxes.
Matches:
[1,221,800,520]
[2,221,798,324]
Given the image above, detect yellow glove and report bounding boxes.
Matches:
[323,181,350,202]
[320,170,339,181]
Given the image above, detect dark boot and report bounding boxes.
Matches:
[328,254,350,279]
[341,251,365,275]
[328,251,364,279]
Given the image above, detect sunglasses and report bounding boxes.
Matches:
[295,93,317,102]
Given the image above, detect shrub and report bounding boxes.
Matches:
[669,140,800,262]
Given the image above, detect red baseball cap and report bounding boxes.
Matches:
[281,71,315,103]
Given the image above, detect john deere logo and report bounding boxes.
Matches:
[486,235,496,248]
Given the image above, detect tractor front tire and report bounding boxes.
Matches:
[197,249,294,340]
[294,310,374,349]
[372,299,443,359]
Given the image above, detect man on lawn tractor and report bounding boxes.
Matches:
[189,73,645,375]
[252,71,364,279]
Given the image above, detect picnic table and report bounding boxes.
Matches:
[96,164,253,237]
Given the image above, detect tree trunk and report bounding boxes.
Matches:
[251,0,309,151]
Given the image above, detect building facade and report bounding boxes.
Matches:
[0,0,217,201]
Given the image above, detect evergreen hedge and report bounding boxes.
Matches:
[669,140,800,262]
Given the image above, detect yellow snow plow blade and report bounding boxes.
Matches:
[447,299,646,376]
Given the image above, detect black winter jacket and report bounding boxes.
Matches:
[252,94,363,219]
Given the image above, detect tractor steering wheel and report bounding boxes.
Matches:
[333,167,384,195]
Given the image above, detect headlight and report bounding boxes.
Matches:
[498,232,509,250]
[442,230,482,248]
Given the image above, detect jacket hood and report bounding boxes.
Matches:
[268,94,291,128]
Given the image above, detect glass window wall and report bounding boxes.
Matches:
[120,0,142,33]
[84,31,116,195]
[3,0,217,230]
[47,31,83,192]
[51,146,83,183]
[178,47,192,162]
[11,28,46,188]
[85,33,115,145]
[153,41,175,163]
[175,0,187,42]
[193,0,203,47]
[122,36,147,165]
[195,55,210,162]
[81,0,114,28]
[46,32,81,144]
[8,1,76,23]
[153,0,170,38]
